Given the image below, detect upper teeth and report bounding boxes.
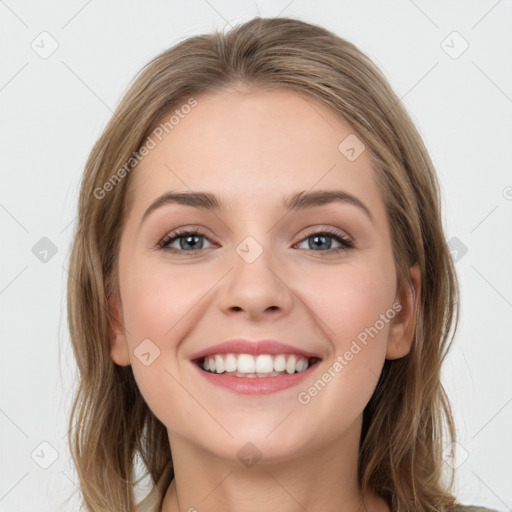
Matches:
[202,353,310,375]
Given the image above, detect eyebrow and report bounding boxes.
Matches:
[140,189,374,226]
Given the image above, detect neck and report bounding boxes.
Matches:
[161,415,389,512]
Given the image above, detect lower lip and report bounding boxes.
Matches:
[192,360,320,395]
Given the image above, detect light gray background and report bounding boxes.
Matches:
[1,1,511,511]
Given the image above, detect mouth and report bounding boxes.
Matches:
[195,353,321,378]
[189,338,322,395]
[192,353,322,395]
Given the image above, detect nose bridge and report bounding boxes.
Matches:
[217,230,293,317]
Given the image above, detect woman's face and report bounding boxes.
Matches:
[110,86,417,463]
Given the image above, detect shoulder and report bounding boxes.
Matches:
[448,505,502,512]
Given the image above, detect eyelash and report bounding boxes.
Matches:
[157,227,355,255]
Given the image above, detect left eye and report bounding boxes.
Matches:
[158,229,354,253]
[296,230,354,252]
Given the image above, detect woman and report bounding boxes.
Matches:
[66,16,499,512]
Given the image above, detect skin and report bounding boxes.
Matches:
[109,85,421,512]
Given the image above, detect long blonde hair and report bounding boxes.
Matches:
[67,16,460,512]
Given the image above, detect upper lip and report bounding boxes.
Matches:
[189,339,322,361]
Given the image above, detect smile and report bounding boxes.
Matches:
[193,355,321,395]
[189,338,322,394]
[198,353,318,377]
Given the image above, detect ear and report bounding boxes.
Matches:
[109,293,131,367]
[386,263,421,360]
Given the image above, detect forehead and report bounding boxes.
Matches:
[126,87,383,220]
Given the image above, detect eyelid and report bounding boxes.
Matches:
[299,225,354,244]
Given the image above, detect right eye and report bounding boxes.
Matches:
[158,229,215,253]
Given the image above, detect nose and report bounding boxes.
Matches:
[217,239,294,322]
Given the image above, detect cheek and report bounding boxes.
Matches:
[301,258,396,347]
[122,257,211,340]
[120,258,216,422]
[295,259,396,418]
